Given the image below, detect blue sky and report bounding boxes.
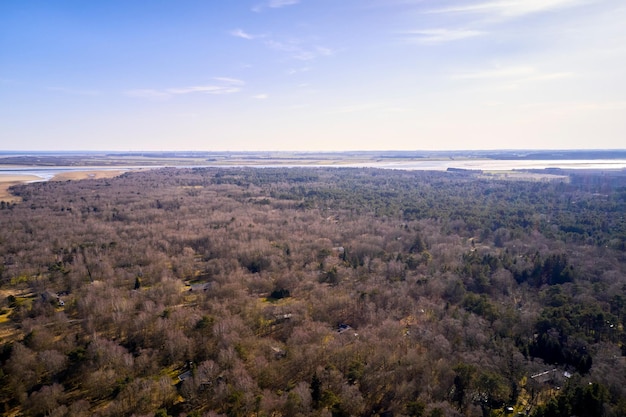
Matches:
[1,0,625,151]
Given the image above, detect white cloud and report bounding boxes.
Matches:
[315,46,333,56]
[330,102,409,114]
[452,66,536,80]
[231,26,332,63]
[213,77,245,85]
[430,0,587,19]
[520,100,626,113]
[286,67,310,75]
[253,0,300,12]
[401,28,486,44]
[265,40,333,61]
[265,40,297,52]
[47,86,100,96]
[269,0,299,8]
[125,78,244,100]
[124,89,170,100]
[230,29,255,40]
[526,72,575,82]
[450,66,576,91]
[166,85,240,95]
[452,66,575,82]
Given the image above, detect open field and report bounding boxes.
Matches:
[0,175,42,202]
[479,171,570,181]
[49,170,126,182]
[0,171,127,202]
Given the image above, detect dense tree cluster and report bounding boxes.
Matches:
[1,167,625,416]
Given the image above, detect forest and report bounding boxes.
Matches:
[1,167,625,417]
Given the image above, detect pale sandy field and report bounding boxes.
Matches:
[49,170,125,182]
[0,175,42,202]
[0,170,124,202]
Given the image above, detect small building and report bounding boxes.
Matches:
[178,370,193,382]
[189,282,212,292]
[332,246,345,255]
[530,369,557,384]
[271,346,287,359]
[41,290,65,307]
[337,323,352,333]
[337,324,358,336]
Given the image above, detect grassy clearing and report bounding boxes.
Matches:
[480,171,569,181]
[0,310,10,323]
[0,174,42,202]
[50,170,125,181]
[0,170,126,202]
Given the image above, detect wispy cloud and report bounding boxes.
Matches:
[452,66,574,81]
[265,40,333,61]
[452,66,536,80]
[450,66,575,90]
[213,77,245,86]
[125,89,170,100]
[526,72,576,82]
[286,67,311,75]
[253,0,300,12]
[166,85,240,95]
[330,102,411,114]
[429,0,586,19]
[47,86,101,96]
[125,78,244,100]
[520,100,626,115]
[230,29,256,40]
[269,0,299,7]
[230,29,332,62]
[400,28,486,44]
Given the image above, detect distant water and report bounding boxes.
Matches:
[0,168,77,181]
[1,159,626,181]
[0,166,144,181]
[239,159,626,171]
[346,159,626,171]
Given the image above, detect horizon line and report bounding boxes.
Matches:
[1,148,626,154]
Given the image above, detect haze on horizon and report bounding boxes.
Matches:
[1,0,625,152]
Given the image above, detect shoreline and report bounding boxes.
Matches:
[0,175,42,203]
[2,159,625,202]
[0,170,126,202]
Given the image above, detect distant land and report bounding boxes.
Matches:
[1,149,626,168]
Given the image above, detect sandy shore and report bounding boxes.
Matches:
[0,175,42,202]
[0,170,125,202]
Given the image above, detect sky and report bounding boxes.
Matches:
[1,0,625,152]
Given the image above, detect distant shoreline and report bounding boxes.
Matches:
[2,155,626,202]
[1,149,626,168]
[0,170,127,202]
